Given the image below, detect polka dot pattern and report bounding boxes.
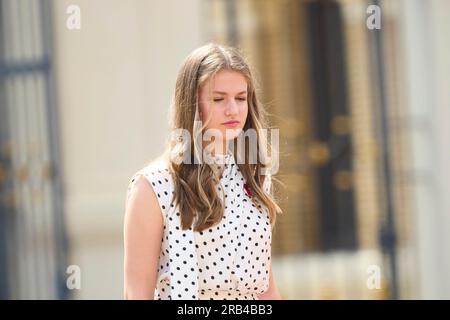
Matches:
[126,154,272,300]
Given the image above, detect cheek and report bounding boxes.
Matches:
[242,104,249,119]
[199,102,211,122]
[211,110,224,127]
[202,106,219,127]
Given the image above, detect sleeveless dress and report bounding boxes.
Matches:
[126,152,272,300]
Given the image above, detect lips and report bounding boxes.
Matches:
[222,121,239,125]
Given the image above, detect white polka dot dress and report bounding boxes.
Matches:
[126,152,272,300]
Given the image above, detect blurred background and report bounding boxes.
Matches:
[0,0,449,300]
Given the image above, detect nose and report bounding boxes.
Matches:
[225,99,239,116]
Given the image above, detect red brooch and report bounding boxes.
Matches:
[243,183,253,197]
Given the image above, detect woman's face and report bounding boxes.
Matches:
[198,69,249,153]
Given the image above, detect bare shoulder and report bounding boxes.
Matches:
[126,174,158,206]
[125,158,173,222]
[125,174,163,224]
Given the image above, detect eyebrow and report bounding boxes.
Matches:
[213,90,247,95]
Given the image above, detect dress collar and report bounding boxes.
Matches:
[207,151,234,178]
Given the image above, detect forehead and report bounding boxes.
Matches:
[203,70,247,94]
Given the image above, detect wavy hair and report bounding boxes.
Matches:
[162,43,282,232]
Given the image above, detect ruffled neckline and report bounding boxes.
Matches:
[206,151,234,178]
[211,152,232,164]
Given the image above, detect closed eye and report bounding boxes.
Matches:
[213,97,246,102]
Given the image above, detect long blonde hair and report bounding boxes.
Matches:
[162,43,282,232]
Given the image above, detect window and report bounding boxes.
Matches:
[0,0,68,299]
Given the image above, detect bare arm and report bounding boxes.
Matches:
[123,175,163,299]
[258,263,282,300]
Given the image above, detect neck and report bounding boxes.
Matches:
[203,140,229,157]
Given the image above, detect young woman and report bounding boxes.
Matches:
[123,43,282,300]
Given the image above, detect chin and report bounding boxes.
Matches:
[223,128,243,140]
